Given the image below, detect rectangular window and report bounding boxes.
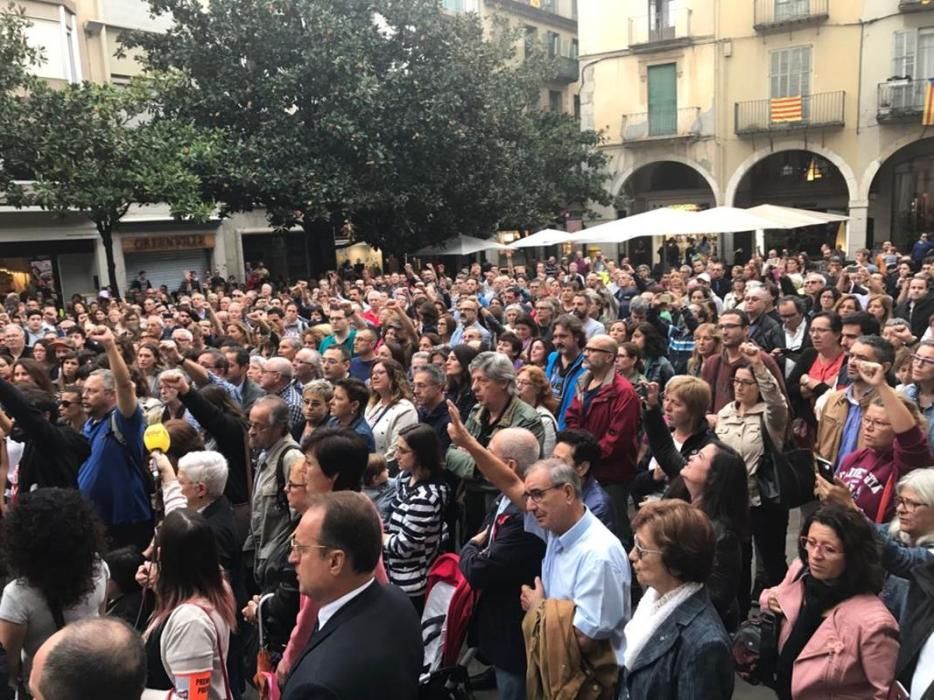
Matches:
[774,0,809,22]
[549,90,563,113]
[892,29,916,78]
[541,0,557,13]
[546,31,560,58]
[573,94,581,120]
[647,62,677,135]
[524,26,538,60]
[570,39,579,59]
[648,0,675,42]
[769,46,811,99]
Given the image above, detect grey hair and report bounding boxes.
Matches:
[411,351,430,364]
[171,329,193,342]
[469,351,517,396]
[504,304,524,316]
[254,395,290,430]
[890,469,934,546]
[526,458,582,499]
[178,450,229,500]
[413,363,445,387]
[280,336,302,351]
[3,324,23,338]
[629,297,649,315]
[491,428,542,477]
[89,368,115,392]
[885,317,910,328]
[303,378,334,401]
[249,355,267,369]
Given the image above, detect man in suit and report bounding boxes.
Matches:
[283,492,423,700]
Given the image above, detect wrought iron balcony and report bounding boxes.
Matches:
[734,91,845,135]
[628,8,693,52]
[753,0,829,32]
[899,0,934,12]
[877,79,928,122]
[552,56,578,83]
[621,107,702,144]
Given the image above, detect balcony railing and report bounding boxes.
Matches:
[552,56,579,83]
[753,0,829,31]
[877,79,928,121]
[621,107,702,143]
[899,0,934,12]
[734,91,845,135]
[629,8,693,51]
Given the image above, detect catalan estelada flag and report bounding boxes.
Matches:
[770,96,803,123]
[922,78,934,126]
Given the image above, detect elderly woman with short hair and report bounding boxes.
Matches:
[294,379,332,444]
[623,500,734,699]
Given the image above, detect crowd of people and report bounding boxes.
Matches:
[3,236,934,699]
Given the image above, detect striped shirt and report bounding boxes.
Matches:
[384,477,450,597]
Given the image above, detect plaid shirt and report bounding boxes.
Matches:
[276,381,304,429]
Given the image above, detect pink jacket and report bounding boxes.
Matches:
[759,560,899,700]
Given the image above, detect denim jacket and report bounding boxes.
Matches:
[620,588,734,700]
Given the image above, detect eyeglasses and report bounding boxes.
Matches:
[896,496,929,512]
[583,346,614,355]
[861,417,892,431]
[911,354,934,367]
[523,485,559,503]
[631,537,663,559]
[732,378,757,386]
[288,534,329,555]
[799,536,842,557]
[286,480,307,491]
[717,323,742,330]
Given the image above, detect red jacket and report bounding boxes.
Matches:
[565,372,640,484]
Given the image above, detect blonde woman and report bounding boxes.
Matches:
[686,323,721,377]
[516,365,559,456]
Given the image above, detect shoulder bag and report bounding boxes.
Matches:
[756,414,815,509]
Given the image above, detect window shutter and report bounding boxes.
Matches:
[893,30,917,78]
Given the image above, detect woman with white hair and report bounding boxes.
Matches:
[881,469,934,621]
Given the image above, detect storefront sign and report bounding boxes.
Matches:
[122,234,215,253]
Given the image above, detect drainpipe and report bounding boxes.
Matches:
[856,19,865,136]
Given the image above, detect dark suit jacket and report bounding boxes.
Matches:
[203,496,246,605]
[239,378,265,413]
[459,499,545,674]
[283,580,423,700]
[623,589,734,700]
[895,292,934,339]
[747,313,783,352]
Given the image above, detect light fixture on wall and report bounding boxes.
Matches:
[805,156,824,182]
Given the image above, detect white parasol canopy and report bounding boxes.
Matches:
[746,204,849,226]
[575,207,701,244]
[508,228,576,249]
[414,235,508,256]
[685,206,784,233]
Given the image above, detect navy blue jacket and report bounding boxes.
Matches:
[621,589,734,700]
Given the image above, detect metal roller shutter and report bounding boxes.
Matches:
[124,250,210,293]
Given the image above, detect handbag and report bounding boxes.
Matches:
[732,610,780,688]
[756,414,815,509]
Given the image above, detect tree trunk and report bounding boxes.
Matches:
[97,222,121,300]
[301,216,338,277]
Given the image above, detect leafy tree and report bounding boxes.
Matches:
[128,0,609,268]
[4,81,218,298]
[0,3,41,189]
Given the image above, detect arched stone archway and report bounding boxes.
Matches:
[611,156,722,206]
[725,143,858,207]
[862,136,934,252]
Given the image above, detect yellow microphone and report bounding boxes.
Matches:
[144,424,171,508]
[144,423,171,454]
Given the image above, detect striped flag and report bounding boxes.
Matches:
[770,96,803,123]
[923,78,934,126]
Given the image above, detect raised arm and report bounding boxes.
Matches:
[857,360,916,434]
[89,326,137,418]
[446,401,526,510]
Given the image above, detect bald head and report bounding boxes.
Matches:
[583,333,617,376]
[30,617,145,700]
[260,356,293,391]
[489,427,542,477]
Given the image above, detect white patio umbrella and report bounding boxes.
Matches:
[746,204,849,226]
[508,228,575,249]
[685,206,783,233]
[576,207,701,244]
[413,235,508,256]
